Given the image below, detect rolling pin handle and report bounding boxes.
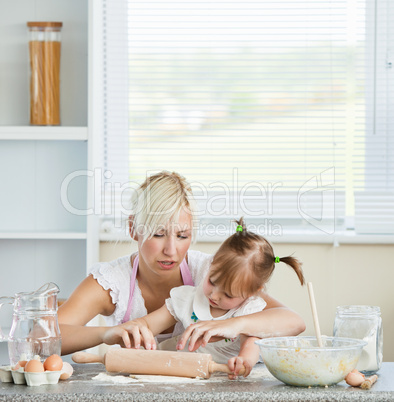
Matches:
[72,351,105,364]
[208,361,246,376]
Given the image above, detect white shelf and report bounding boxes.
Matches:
[0,232,87,240]
[0,126,88,141]
[0,0,95,305]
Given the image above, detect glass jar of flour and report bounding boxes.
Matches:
[333,305,382,374]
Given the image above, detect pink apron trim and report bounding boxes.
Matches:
[121,254,194,323]
[180,258,194,286]
[121,255,139,324]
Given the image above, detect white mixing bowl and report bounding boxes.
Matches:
[256,336,366,387]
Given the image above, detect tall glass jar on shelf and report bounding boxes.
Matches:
[27,21,63,126]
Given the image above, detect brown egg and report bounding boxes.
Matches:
[12,363,21,371]
[44,354,63,371]
[12,360,28,370]
[25,359,45,373]
[345,369,365,387]
[59,361,73,380]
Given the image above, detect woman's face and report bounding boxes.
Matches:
[137,209,193,278]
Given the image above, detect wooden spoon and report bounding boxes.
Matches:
[307,282,323,347]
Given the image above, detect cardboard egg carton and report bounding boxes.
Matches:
[0,365,62,386]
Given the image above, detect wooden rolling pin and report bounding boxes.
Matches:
[72,348,244,379]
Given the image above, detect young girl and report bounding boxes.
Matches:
[103,218,305,378]
[58,171,306,356]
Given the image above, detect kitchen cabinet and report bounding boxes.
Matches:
[0,0,100,362]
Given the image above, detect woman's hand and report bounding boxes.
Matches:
[227,356,253,380]
[102,305,176,351]
[176,318,242,351]
[102,319,157,350]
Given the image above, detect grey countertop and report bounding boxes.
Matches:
[1,362,393,401]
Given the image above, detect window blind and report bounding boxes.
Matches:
[353,0,394,234]
[102,0,394,237]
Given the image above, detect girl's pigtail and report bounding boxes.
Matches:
[278,256,305,286]
[234,217,247,234]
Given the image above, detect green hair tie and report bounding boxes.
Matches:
[236,225,243,232]
[275,256,280,263]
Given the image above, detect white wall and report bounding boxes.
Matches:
[100,241,394,361]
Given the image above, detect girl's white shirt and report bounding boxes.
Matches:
[89,250,212,339]
[165,283,266,363]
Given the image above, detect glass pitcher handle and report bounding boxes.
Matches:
[0,297,14,342]
[33,282,60,295]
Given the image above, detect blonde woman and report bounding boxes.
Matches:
[58,171,305,355]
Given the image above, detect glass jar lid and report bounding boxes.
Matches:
[336,305,381,316]
[27,22,63,28]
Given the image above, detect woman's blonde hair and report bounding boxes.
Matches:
[210,218,305,298]
[129,171,197,243]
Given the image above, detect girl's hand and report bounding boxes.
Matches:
[102,319,156,350]
[227,356,253,380]
[176,318,242,351]
[226,335,260,379]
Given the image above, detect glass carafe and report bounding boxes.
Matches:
[0,282,62,365]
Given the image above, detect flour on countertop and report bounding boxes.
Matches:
[129,374,204,383]
[92,372,203,383]
[91,364,272,384]
[92,373,139,384]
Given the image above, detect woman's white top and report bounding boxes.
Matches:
[89,250,212,338]
[165,283,267,363]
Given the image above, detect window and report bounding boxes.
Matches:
[101,0,394,239]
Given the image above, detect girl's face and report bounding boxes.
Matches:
[202,273,247,313]
[137,209,192,278]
